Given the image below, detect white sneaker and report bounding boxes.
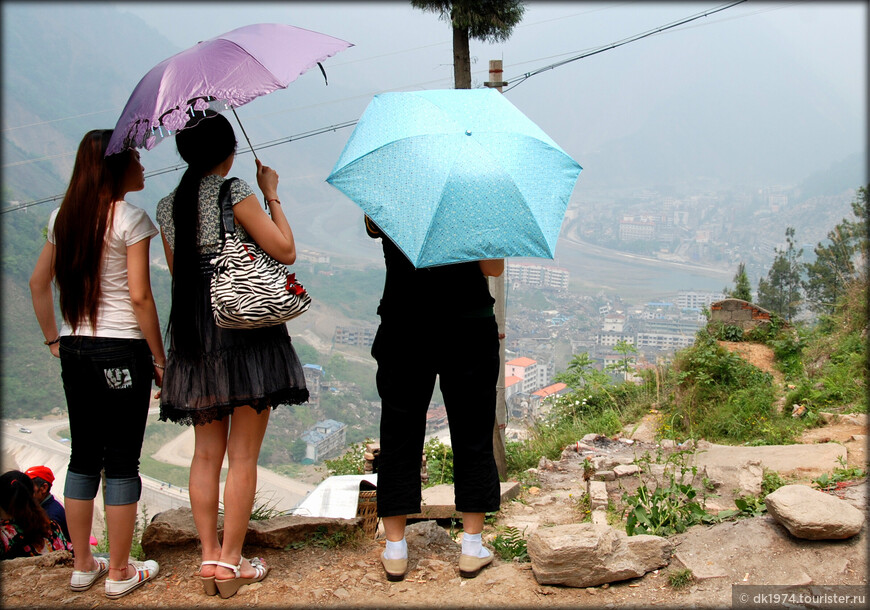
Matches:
[70,556,109,591]
[104,560,159,599]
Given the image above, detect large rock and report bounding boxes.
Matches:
[527,523,672,587]
[765,485,865,540]
[141,507,365,555]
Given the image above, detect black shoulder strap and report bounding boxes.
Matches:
[218,178,239,236]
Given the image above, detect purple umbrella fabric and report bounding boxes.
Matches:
[106,23,352,156]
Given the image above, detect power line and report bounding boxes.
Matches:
[1,120,361,215]
[501,0,747,93]
[3,0,752,216]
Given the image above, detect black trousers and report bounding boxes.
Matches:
[371,315,501,518]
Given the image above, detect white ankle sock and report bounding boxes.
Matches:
[461,532,491,558]
[383,537,407,560]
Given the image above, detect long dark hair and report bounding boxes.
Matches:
[0,471,52,549]
[168,111,236,357]
[53,130,136,332]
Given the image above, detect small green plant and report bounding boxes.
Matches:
[573,493,592,522]
[761,469,787,496]
[250,492,285,521]
[813,457,866,489]
[669,568,694,589]
[713,324,744,342]
[620,451,707,536]
[733,495,767,517]
[285,525,362,550]
[491,526,529,562]
[220,490,284,521]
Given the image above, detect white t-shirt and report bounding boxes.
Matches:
[47,200,158,339]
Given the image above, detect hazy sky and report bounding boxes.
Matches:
[3,1,866,220]
[110,1,866,160]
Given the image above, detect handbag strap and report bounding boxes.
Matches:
[218,177,240,236]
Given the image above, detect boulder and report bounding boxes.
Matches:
[765,485,865,540]
[407,520,457,550]
[141,507,364,555]
[527,523,672,587]
[141,508,202,554]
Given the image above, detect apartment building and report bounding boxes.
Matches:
[677,290,726,310]
[505,356,548,394]
[300,419,347,463]
[334,325,377,348]
[506,263,570,291]
[302,364,324,406]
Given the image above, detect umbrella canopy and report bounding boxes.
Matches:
[106,23,352,156]
[326,89,582,268]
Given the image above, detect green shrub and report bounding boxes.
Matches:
[325,441,368,475]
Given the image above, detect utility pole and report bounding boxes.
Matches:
[484,59,508,480]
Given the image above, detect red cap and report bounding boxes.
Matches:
[25,465,54,484]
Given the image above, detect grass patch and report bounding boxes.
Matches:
[669,568,694,589]
[285,525,363,550]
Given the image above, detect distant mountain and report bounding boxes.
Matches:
[796,152,868,199]
[2,3,182,198]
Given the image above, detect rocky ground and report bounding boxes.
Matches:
[1,343,866,608]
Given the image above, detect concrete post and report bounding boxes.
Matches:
[485,59,509,480]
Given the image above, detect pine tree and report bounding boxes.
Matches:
[727,262,753,301]
[803,185,868,314]
[757,227,803,321]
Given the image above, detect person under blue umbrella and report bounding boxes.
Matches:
[365,216,504,581]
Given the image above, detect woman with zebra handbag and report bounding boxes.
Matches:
[155,111,308,599]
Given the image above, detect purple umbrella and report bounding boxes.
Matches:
[106,23,352,157]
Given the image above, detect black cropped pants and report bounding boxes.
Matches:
[371,315,501,518]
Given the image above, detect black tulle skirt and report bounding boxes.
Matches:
[159,258,309,426]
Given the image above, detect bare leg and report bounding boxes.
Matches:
[65,498,98,572]
[382,515,407,542]
[214,406,270,581]
[462,512,484,535]
[189,417,230,578]
[106,503,138,580]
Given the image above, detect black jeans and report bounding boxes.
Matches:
[59,336,152,505]
[372,315,501,518]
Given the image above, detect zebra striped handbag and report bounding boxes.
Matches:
[210,178,311,329]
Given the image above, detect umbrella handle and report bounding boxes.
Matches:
[230,106,259,162]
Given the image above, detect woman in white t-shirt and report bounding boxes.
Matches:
[30,130,165,600]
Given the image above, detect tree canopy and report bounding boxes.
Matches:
[411,0,526,88]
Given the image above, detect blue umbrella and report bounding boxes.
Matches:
[326,89,582,268]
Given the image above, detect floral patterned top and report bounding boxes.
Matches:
[156,174,256,255]
[0,519,72,560]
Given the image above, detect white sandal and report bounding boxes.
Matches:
[214,557,269,599]
[199,559,220,596]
